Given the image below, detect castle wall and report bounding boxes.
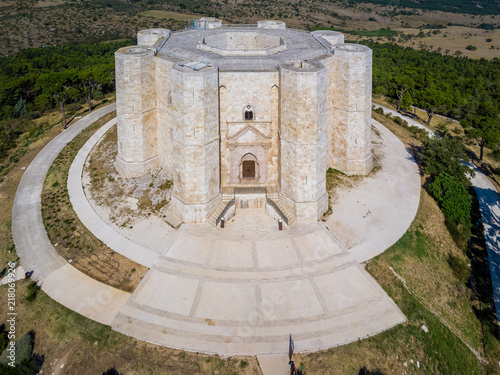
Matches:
[330,44,373,175]
[156,57,175,177]
[115,24,374,224]
[170,66,221,223]
[279,62,328,221]
[219,71,279,188]
[115,46,159,177]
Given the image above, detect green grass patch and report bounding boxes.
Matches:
[139,10,200,21]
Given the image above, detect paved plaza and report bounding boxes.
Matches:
[12,106,421,356]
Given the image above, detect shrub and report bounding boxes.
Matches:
[447,254,469,283]
[421,135,474,186]
[0,332,33,366]
[25,282,40,302]
[428,172,472,229]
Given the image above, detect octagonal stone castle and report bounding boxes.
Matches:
[115,19,373,224]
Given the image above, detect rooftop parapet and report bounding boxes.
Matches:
[137,28,170,47]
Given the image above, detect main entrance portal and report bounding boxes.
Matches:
[242,160,255,178]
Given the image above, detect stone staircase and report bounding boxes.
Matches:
[207,195,234,228]
[207,191,295,228]
[267,196,295,226]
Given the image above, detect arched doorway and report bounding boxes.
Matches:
[240,153,259,181]
[242,160,255,178]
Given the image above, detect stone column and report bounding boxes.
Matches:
[115,46,159,177]
[170,65,221,223]
[330,44,373,175]
[279,61,328,222]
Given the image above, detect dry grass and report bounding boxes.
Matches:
[395,26,500,59]
[41,112,148,292]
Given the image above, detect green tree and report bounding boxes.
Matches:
[421,134,474,186]
[0,332,33,367]
[390,75,414,111]
[78,65,113,112]
[460,101,500,162]
[428,172,472,228]
[415,87,447,126]
[36,71,78,129]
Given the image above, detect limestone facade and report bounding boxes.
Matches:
[115,20,373,223]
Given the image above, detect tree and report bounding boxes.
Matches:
[460,101,500,162]
[428,172,472,228]
[415,87,447,126]
[421,134,474,186]
[36,71,78,129]
[390,75,414,111]
[79,65,113,112]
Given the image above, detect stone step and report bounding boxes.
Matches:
[154,252,355,282]
[112,296,405,356]
[268,199,295,226]
[207,199,232,228]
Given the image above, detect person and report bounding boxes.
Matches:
[288,360,296,374]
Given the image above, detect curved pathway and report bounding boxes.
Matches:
[12,106,424,355]
[11,104,131,325]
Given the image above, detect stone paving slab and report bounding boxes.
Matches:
[328,119,421,263]
[42,264,130,325]
[257,354,290,375]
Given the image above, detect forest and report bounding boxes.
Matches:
[363,40,500,160]
[0,40,131,159]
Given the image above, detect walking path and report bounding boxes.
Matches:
[470,166,500,323]
[11,104,131,325]
[373,103,434,135]
[12,105,426,357]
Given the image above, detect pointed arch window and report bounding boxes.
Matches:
[244,105,254,121]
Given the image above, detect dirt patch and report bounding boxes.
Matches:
[82,125,176,246]
[323,127,383,220]
[41,113,148,292]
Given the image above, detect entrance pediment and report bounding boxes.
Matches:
[227,124,272,149]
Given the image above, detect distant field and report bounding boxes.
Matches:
[140,10,201,22]
[349,28,397,37]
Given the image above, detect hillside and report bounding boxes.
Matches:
[0,0,499,58]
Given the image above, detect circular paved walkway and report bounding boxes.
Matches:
[12,106,420,355]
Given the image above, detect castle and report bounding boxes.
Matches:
[115,19,373,224]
